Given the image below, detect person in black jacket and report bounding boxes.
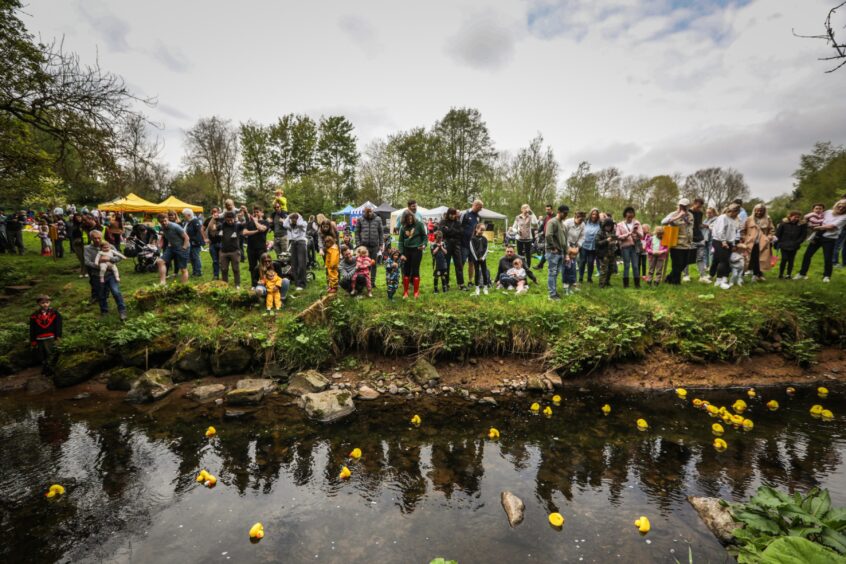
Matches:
[438,208,467,290]
[495,245,538,287]
[30,295,62,375]
[775,211,808,279]
[596,218,619,288]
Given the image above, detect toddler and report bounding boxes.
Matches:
[562,247,578,295]
[470,223,490,295]
[95,240,126,282]
[38,220,52,256]
[352,246,374,297]
[274,189,288,212]
[804,203,825,242]
[726,243,747,288]
[506,257,528,294]
[645,226,669,285]
[384,249,401,300]
[430,231,449,293]
[261,268,283,314]
[324,236,340,294]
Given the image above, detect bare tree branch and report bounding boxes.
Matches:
[793,1,846,72]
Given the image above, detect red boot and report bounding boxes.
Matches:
[402,276,410,299]
[413,276,420,298]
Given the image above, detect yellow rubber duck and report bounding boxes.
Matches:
[742,419,754,431]
[634,516,651,534]
[488,427,500,440]
[196,469,210,483]
[732,400,747,414]
[693,398,703,409]
[810,404,824,418]
[747,388,756,399]
[45,484,65,498]
[205,426,216,438]
[721,412,733,425]
[548,512,565,528]
[767,400,779,411]
[706,404,719,417]
[339,466,351,480]
[552,395,562,405]
[713,438,728,452]
[676,388,687,399]
[530,402,540,413]
[818,387,829,399]
[822,409,834,421]
[249,522,264,540]
[196,469,217,487]
[349,448,362,460]
[711,423,724,436]
[601,404,611,415]
[636,418,649,431]
[410,414,422,427]
[786,386,796,396]
[730,414,745,427]
[543,406,553,417]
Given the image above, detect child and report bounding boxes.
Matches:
[506,257,528,294]
[645,225,669,285]
[726,243,747,288]
[562,247,578,295]
[324,235,340,294]
[775,211,807,279]
[30,295,62,375]
[639,224,651,279]
[352,246,374,297]
[470,223,490,295]
[595,218,619,288]
[381,233,392,263]
[430,231,448,293]
[38,220,52,256]
[274,189,288,212]
[805,203,825,231]
[261,268,284,314]
[95,240,127,282]
[384,249,401,300]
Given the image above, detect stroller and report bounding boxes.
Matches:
[125,236,160,273]
[274,251,316,283]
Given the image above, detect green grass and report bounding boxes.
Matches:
[0,231,844,375]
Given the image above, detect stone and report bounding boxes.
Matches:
[688,497,739,544]
[69,392,91,400]
[210,344,253,376]
[225,379,276,405]
[53,350,112,388]
[501,491,525,527]
[409,358,440,386]
[543,372,563,388]
[187,384,227,402]
[261,362,289,383]
[25,375,54,395]
[459,389,470,399]
[468,358,478,365]
[526,376,545,391]
[332,372,343,379]
[357,385,380,400]
[122,336,178,369]
[224,408,256,420]
[168,344,210,381]
[106,367,143,391]
[299,390,356,423]
[478,396,498,407]
[125,369,175,403]
[388,384,399,395]
[286,370,330,396]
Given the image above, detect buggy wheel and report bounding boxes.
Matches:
[307,271,316,282]
[135,263,142,273]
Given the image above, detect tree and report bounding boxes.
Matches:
[794,2,846,72]
[170,167,217,211]
[239,121,277,204]
[562,161,598,210]
[289,114,318,178]
[114,114,163,200]
[643,175,680,222]
[317,115,358,206]
[358,139,393,204]
[791,141,846,209]
[508,134,558,212]
[432,108,496,206]
[184,116,239,203]
[682,167,749,210]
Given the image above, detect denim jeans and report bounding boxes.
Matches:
[578,248,597,282]
[546,251,563,297]
[209,242,221,278]
[621,246,638,278]
[800,237,836,278]
[189,245,203,276]
[90,273,126,314]
[835,229,846,265]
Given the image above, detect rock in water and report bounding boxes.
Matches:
[286,370,330,396]
[210,344,253,376]
[105,367,143,391]
[299,390,356,422]
[688,496,740,544]
[501,491,525,527]
[187,384,227,402]
[53,351,112,387]
[409,358,440,386]
[125,369,175,403]
[526,376,545,392]
[225,379,276,405]
[357,385,381,400]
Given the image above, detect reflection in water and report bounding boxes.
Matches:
[0,387,844,563]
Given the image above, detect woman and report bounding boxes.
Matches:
[106,212,124,252]
[615,206,644,288]
[307,215,319,267]
[661,198,696,284]
[741,203,775,282]
[702,207,717,269]
[398,211,427,298]
[69,213,87,277]
[775,211,807,279]
[709,204,741,289]
[512,204,536,269]
[578,208,601,283]
[254,252,290,303]
[796,199,846,283]
[316,214,338,260]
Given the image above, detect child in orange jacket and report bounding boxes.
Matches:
[324,236,340,293]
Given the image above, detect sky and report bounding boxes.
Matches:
[22,0,846,200]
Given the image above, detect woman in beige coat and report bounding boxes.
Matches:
[741,203,775,281]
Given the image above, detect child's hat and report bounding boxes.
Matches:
[36,294,51,303]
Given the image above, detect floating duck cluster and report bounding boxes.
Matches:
[196,469,217,488]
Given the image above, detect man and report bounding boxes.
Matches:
[495,245,538,287]
[661,198,696,284]
[270,201,288,257]
[395,199,424,230]
[156,213,190,285]
[533,204,554,270]
[203,207,222,280]
[283,212,308,290]
[339,247,366,293]
[85,229,127,320]
[243,206,270,289]
[683,198,710,283]
[460,199,484,285]
[732,198,747,243]
[183,208,206,278]
[6,210,25,255]
[215,211,243,288]
[544,205,570,299]
[355,205,383,287]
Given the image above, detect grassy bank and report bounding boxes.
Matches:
[0,231,844,378]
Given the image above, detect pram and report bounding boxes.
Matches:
[274,251,316,283]
[125,236,160,273]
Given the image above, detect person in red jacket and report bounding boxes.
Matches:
[30,294,62,375]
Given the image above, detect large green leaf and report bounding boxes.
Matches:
[733,509,782,534]
[760,537,846,564]
[751,486,793,508]
[824,507,846,530]
[821,528,846,555]
[805,489,832,519]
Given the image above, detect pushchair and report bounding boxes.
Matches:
[125,236,160,273]
[274,251,316,283]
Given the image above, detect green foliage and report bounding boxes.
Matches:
[729,486,846,563]
[792,141,846,211]
[429,559,458,564]
[113,312,165,346]
[783,338,821,367]
[274,318,331,370]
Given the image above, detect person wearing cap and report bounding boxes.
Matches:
[30,295,62,375]
[661,198,696,284]
[355,204,383,287]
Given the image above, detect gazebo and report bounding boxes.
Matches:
[332,204,354,218]
[373,202,396,224]
[98,193,164,214]
[350,201,376,221]
[158,195,203,213]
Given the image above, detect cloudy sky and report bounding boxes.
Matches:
[23,0,846,200]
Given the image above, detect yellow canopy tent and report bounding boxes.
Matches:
[158,195,203,213]
[98,193,165,213]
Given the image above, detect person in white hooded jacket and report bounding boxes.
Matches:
[709,204,741,289]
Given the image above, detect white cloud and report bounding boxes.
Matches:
[446,11,519,70]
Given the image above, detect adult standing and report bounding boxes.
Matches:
[578,208,601,283]
[156,213,190,285]
[183,208,206,278]
[684,198,710,283]
[398,211,427,299]
[307,215,319,267]
[216,211,243,288]
[563,211,585,252]
[439,208,466,290]
[316,214,339,259]
[835,192,846,268]
[709,204,741,289]
[394,200,424,230]
[775,211,807,279]
[796,199,846,283]
[741,203,775,282]
[283,212,308,290]
[661,198,696,285]
[84,230,127,320]
[702,206,717,270]
[52,210,66,259]
[512,204,536,269]
[355,205,383,287]
[243,206,270,289]
[544,205,570,300]
[270,201,288,257]
[615,206,644,288]
[460,200,484,286]
[533,204,555,270]
[203,208,222,280]
[68,213,87,276]
[6,210,25,255]
[106,212,124,252]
